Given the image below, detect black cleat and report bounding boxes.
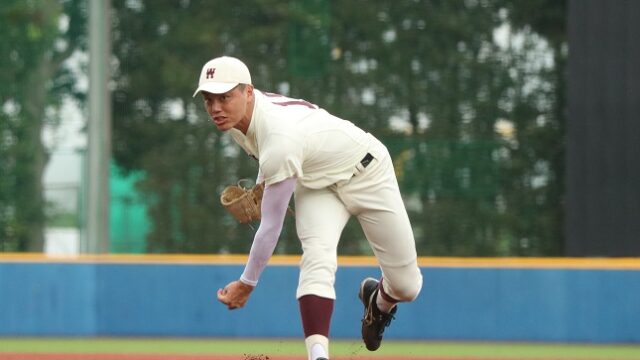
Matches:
[358,277,397,351]
[316,358,329,360]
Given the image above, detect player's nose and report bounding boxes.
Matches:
[205,100,221,114]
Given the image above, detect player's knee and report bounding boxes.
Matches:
[391,279,422,302]
[385,269,423,302]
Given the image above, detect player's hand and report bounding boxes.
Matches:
[217,280,254,310]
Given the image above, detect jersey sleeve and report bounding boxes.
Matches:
[259,134,303,186]
[256,167,264,184]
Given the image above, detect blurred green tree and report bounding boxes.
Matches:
[0,0,86,251]
[496,0,567,255]
[109,0,566,256]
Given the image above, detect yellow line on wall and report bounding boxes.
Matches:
[418,257,640,270]
[0,253,639,270]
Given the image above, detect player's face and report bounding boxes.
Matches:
[202,85,253,133]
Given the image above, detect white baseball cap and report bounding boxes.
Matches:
[192,56,252,97]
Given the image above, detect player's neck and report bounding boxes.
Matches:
[235,97,255,135]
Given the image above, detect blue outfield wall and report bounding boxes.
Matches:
[0,258,639,343]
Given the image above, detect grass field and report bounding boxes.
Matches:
[1,338,640,360]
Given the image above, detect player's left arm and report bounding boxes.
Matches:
[217,176,296,310]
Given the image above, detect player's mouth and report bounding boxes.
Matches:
[212,116,226,126]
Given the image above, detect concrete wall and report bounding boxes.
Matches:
[1,257,639,342]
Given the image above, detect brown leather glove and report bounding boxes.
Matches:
[220,182,264,223]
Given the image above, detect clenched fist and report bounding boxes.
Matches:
[217,280,255,310]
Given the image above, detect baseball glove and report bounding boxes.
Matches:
[220,181,264,224]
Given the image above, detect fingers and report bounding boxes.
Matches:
[217,288,229,305]
[217,288,231,306]
[217,281,254,310]
[217,287,240,310]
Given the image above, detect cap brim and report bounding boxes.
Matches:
[192,82,239,97]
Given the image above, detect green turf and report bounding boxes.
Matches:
[0,338,304,355]
[1,338,640,359]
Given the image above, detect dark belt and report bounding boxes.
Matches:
[360,152,374,168]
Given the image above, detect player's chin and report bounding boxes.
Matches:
[213,121,232,131]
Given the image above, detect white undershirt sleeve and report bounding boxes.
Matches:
[239,176,296,286]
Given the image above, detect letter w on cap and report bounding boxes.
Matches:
[206,68,216,79]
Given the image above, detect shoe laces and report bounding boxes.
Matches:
[379,311,395,329]
[363,290,396,331]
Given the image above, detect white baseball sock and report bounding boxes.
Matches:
[305,334,329,360]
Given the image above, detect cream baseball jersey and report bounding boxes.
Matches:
[229,90,373,188]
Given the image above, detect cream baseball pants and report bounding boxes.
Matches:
[294,143,423,302]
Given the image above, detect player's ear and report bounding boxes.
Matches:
[245,84,254,100]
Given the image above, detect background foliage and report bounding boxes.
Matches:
[0,0,85,251]
[1,0,566,256]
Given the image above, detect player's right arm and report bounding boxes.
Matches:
[239,176,296,286]
[217,176,295,310]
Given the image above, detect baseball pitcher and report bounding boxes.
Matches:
[194,56,423,360]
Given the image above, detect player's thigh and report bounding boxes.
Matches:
[357,198,417,268]
[355,176,422,301]
[295,185,350,246]
[353,157,417,268]
[294,185,350,299]
[358,203,422,301]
